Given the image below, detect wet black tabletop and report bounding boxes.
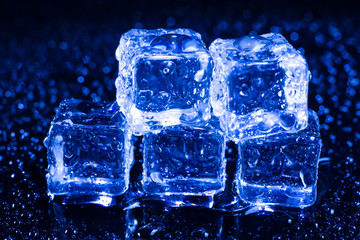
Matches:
[1,0,360,239]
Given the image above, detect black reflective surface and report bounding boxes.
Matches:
[1,0,360,239]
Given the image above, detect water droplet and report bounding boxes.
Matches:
[191,227,210,238]
[270,153,284,176]
[150,34,202,53]
[108,151,116,160]
[245,148,260,168]
[150,172,164,183]
[137,223,165,238]
[252,170,262,182]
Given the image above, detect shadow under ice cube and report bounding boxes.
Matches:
[44,99,133,206]
[209,33,310,141]
[142,118,226,199]
[237,110,321,208]
[116,29,213,134]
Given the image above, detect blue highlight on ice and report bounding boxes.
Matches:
[44,28,322,209]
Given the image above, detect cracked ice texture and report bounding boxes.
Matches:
[209,33,310,141]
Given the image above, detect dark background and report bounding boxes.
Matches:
[1,0,360,239]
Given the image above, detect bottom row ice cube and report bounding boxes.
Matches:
[142,118,227,197]
[236,109,322,208]
[44,99,133,205]
[44,99,321,209]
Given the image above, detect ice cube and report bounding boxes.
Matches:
[236,110,321,208]
[141,118,226,199]
[44,99,133,206]
[116,28,213,134]
[209,33,310,141]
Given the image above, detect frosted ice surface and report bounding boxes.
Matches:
[237,110,321,208]
[209,33,310,141]
[44,99,133,205]
[116,29,213,134]
[141,118,226,197]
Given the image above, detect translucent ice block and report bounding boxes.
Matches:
[116,28,213,134]
[142,118,226,198]
[44,99,133,206]
[209,33,310,141]
[237,110,321,208]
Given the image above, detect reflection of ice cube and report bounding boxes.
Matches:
[52,203,127,238]
[126,205,223,239]
[44,99,133,205]
[116,29,213,134]
[210,33,310,141]
[237,110,321,208]
[142,118,226,197]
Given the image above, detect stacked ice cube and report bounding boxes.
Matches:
[44,29,321,209]
[210,34,310,141]
[116,29,227,206]
[115,29,213,134]
[209,33,321,208]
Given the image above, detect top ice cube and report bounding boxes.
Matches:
[115,29,213,134]
[209,33,310,141]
